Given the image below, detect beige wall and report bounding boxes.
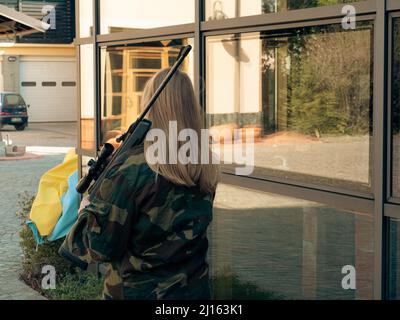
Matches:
[100,0,194,32]
[0,44,75,92]
[205,0,263,20]
[0,44,75,56]
[206,32,261,116]
[0,55,19,92]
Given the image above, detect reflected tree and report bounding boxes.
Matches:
[287,25,372,137]
[212,266,286,300]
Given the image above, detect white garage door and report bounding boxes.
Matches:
[20,57,77,122]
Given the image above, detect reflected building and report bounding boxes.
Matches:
[75,0,400,300]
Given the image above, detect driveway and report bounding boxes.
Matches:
[0,122,77,148]
[0,122,76,300]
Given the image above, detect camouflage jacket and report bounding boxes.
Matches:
[59,145,215,300]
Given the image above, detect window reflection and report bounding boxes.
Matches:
[204,0,365,20]
[80,44,95,150]
[392,18,400,197]
[78,0,93,37]
[100,39,194,144]
[210,184,374,299]
[389,219,400,299]
[206,23,373,192]
[100,0,195,34]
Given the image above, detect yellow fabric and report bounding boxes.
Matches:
[30,149,78,236]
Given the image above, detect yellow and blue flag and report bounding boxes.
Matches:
[27,149,79,244]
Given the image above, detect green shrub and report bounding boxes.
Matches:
[46,269,103,300]
[211,266,285,300]
[17,192,72,295]
[16,192,103,300]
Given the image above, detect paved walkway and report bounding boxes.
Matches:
[0,155,64,299]
[0,123,74,300]
[1,122,77,148]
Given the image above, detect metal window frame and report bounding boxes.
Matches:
[373,0,388,299]
[388,0,400,12]
[97,32,195,48]
[75,0,95,42]
[71,0,400,300]
[386,203,400,219]
[385,9,400,299]
[201,0,376,32]
[221,173,374,215]
[194,0,203,103]
[75,0,97,161]
[202,13,376,37]
[387,11,400,208]
[96,23,196,43]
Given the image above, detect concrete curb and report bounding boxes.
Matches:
[0,153,43,161]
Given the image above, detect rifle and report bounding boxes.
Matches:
[76,45,192,196]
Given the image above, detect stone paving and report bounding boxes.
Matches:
[0,122,77,148]
[0,155,64,299]
[0,122,75,300]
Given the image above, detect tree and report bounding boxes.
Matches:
[287,24,372,136]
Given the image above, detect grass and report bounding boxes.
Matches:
[16,192,103,300]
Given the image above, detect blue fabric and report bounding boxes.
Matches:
[47,171,79,242]
[26,220,45,245]
[27,170,79,245]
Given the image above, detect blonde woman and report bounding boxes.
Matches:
[60,69,219,300]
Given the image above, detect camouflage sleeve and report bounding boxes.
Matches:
[59,152,142,267]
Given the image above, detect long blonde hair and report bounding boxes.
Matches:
[142,68,219,194]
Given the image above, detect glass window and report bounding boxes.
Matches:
[392,18,400,197]
[78,0,94,37]
[100,39,195,145]
[389,218,400,299]
[80,44,95,151]
[210,184,374,299]
[206,23,373,193]
[204,0,365,20]
[100,0,195,34]
[4,94,23,106]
